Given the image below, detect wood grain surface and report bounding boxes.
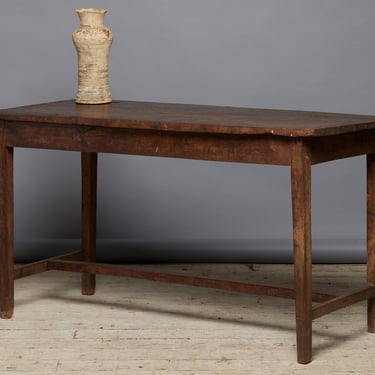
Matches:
[1,100,375,136]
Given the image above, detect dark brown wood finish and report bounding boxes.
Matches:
[1,100,375,364]
[81,153,97,295]
[367,154,375,332]
[308,131,375,164]
[13,251,82,280]
[313,286,375,320]
[1,100,375,137]
[0,124,13,319]
[46,259,335,302]
[290,140,313,364]
[4,122,292,165]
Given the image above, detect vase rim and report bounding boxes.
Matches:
[76,8,107,14]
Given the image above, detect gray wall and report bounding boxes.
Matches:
[1,1,374,262]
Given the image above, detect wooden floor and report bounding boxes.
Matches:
[1,264,374,374]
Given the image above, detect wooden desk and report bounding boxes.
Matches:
[1,99,375,364]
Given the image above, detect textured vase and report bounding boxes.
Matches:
[72,8,113,104]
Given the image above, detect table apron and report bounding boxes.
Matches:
[4,122,292,165]
[307,130,375,164]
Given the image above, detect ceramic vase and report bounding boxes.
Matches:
[72,8,114,104]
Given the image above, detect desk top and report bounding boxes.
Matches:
[1,100,375,137]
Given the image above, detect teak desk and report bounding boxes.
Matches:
[1,100,375,364]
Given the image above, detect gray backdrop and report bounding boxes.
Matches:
[1,1,374,263]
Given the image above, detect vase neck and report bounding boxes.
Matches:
[76,8,107,28]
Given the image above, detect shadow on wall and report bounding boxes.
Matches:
[15,238,365,264]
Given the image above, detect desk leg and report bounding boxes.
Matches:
[0,145,14,319]
[81,152,97,295]
[291,141,312,364]
[367,154,375,332]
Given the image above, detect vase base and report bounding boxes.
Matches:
[75,85,112,105]
[75,98,113,105]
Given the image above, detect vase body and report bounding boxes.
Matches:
[72,8,113,104]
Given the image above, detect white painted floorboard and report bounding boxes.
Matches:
[0,264,374,374]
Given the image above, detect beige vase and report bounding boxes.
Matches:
[72,8,114,104]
